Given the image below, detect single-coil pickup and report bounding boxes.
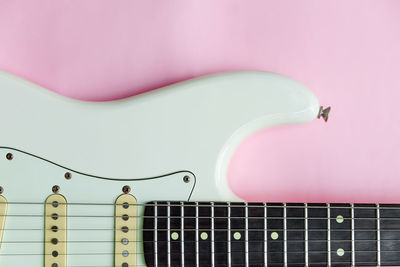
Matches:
[44,194,67,267]
[115,193,137,267]
[0,195,7,248]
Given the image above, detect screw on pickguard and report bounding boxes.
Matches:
[52,185,60,194]
[183,175,190,183]
[122,185,131,194]
[64,172,72,180]
[5,153,12,160]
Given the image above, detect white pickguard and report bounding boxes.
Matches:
[0,70,320,266]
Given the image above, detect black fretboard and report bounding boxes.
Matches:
[142,202,400,266]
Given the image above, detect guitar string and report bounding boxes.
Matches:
[2,228,400,232]
[0,248,397,265]
[0,266,344,267]
[2,202,399,219]
[0,251,398,267]
[1,202,400,210]
[0,250,399,255]
[1,214,399,221]
[0,238,398,243]
[0,266,333,267]
[0,264,397,267]
[0,228,400,232]
[0,261,398,267]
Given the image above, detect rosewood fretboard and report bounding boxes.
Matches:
[143,202,400,266]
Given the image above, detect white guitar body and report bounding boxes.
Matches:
[0,70,320,266]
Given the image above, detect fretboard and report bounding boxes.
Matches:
[142,202,400,267]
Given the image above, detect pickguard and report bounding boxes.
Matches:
[0,147,196,202]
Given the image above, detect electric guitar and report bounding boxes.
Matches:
[0,70,397,266]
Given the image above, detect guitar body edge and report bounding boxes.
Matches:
[0,70,320,201]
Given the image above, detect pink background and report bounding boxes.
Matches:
[1,0,399,203]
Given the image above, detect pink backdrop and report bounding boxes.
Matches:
[1,0,399,203]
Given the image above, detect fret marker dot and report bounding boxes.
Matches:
[233,232,241,240]
[200,232,208,240]
[171,232,179,240]
[271,232,279,240]
[337,248,345,256]
[336,215,344,223]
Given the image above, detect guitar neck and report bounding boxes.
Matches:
[142,202,400,266]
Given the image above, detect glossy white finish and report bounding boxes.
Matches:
[0,70,320,266]
[0,70,319,201]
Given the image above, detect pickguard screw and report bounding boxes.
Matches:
[64,172,72,180]
[6,153,13,160]
[122,185,131,194]
[183,175,190,183]
[0,186,3,194]
[52,185,60,194]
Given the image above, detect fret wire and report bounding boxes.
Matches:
[264,203,267,266]
[377,204,381,266]
[351,203,355,266]
[304,203,309,267]
[154,201,158,267]
[327,203,331,267]
[195,202,199,267]
[245,202,249,267]
[211,202,215,267]
[227,202,231,267]
[283,203,287,267]
[167,201,171,267]
[181,201,185,267]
